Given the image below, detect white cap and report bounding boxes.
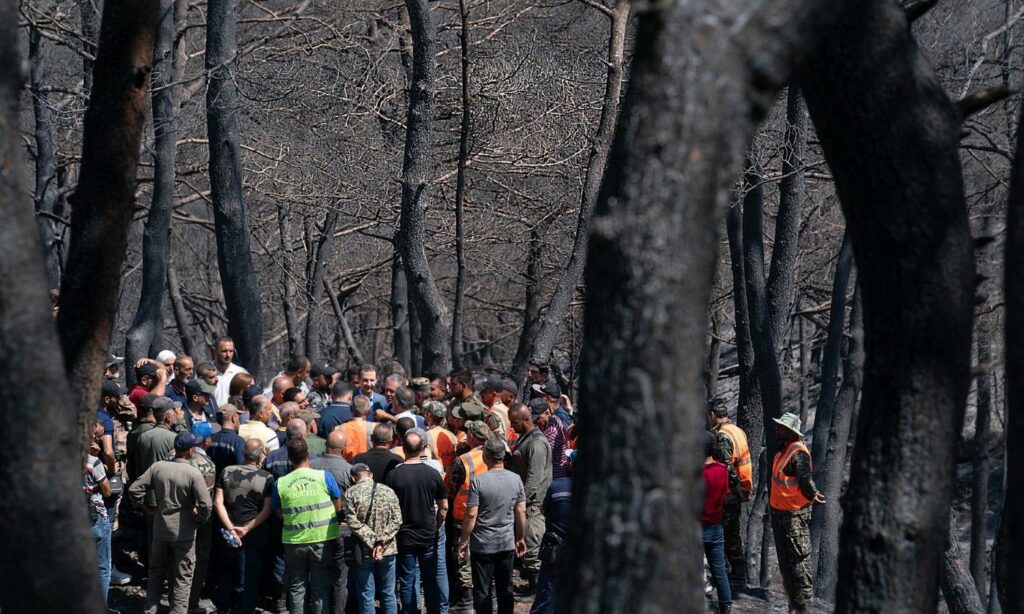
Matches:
[156,350,177,363]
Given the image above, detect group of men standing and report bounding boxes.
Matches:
[88,340,576,614]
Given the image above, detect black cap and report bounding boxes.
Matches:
[531,380,561,398]
[136,363,157,378]
[476,374,504,393]
[186,379,216,397]
[174,432,202,451]
[350,463,371,476]
[242,384,262,405]
[101,380,128,397]
[528,398,549,417]
[311,363,339,378]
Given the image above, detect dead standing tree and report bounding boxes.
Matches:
[400,0,452,376]
[0,1,107,610]
[56,0,160,418]
[557,0,838,610]
[801,0,976,610]
[207,0,264,374]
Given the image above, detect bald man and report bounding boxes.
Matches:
[311,430,353,611]
[269,375,294,406]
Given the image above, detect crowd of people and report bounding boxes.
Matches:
[87,336,826,614]
[87,338,580,614]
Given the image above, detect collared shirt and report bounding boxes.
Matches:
[128,458,212,541]
[214,362,248,406]
[543,419,570,479]
[239,420,280,452]
[208,428,246,479]
[342,476,402,556]
[165,380,189,407]
[354,390,389,420]
[511,428,552,505]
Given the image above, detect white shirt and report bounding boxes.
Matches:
[238,420,280,451]
[214,362,248,406]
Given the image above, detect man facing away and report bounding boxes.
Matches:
[708,396,753,586]
[457,437,526,614]
[311,430,354,614]
[274,437,344,614]
[509,402,551,595]
[344,463,403,614]
[770,412,826,614]
[128,432,213,614]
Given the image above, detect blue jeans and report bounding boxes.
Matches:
[93,514,112,607]
[530,562,558,614]
[703,523,732,606]
[397,531,449,614]
[354,555,397,614]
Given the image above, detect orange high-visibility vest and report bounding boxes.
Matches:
[718,423,752,492]
[340,418,369,461]
[770,440,812,511]
[428,426,458,476]
[451,447,488,521]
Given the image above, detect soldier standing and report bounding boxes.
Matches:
[769,412,825,614]
[708,397,752,586]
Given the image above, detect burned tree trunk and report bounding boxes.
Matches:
[705,310,722,397]
[765,86,806,349]
[801,0,976,610]
[304,211,337,360]
[277,206,302,357]
[0,5,105,609]
[207,0,263,374]
[391,249,411,372]
[813,283,862,599]
[1000,97,1024,614]
[125,0,178,372]
[78,0,98,98]
[167,263,195,356]
[810,231,854,471]
[398,0,452,376]
[451,0,471,369]
[942,512,986,614]
[512,226,543,391]
[527,0,631,367]
[29,28,62,290]
[558,0,834,610]
[57,0,160,417]
[326,279,365,366]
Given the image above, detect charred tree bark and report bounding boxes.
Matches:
[527,0,631,367]
[558,0,834,610]
[765,86,806,348]
[798,306,813,425]
[810,231,854,471]
[277,206,302,357]
[451,0,471,369]
[742,152,783,451]
[705,310,722,398]
[0,7,105,609]
[391,250,411,372]
[801,1,976,610]
[399,0,451,376]
[125,0,177,373]
[207,0,263,374]
[971,334,993,600]
[812,283,862,599]
[942,512,986,614]
[1001,96,1024,614]
[166,263,195,356]
[512,226,543,391]
[29,28,62,290]
[57,0,160,417]
[78,0,98,97]
[326,279,365,366]
[304,212,337,360]
[408,277,422,374]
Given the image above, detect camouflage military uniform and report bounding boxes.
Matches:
[770,445,817,611]
[712,428,746,574]
[342,476,402,556]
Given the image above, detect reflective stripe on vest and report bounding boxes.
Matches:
[452,448,487,521]
[769,441,812,512]
[278,467,340,544]
[718,423,753,492]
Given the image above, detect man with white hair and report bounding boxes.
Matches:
[156,349,177,372]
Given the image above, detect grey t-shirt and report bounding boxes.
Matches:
[466,468,525,554]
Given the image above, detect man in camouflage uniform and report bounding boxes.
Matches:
[343,463,403,614]
[709,397,752,586]
[769,413,825,614]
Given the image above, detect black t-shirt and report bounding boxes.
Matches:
[386,462,447,548]
[217,464,274,525]
[353,448,403,484]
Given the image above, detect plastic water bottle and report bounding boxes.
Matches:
[220,528,242,548]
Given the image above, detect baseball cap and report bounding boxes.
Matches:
[311,364,339,379]
[297,409,321,425]
[216,404,241,422]
[101,380,128,397]
[136,363,158,378]
[452,402,486,421]
[242,384,263,406]
[502,377,518,395]
[350,463,371,476]
[465,420,491,441]
[476,374,504,393]
[152,396,183,417]
[531,380,561,398]
[105,355,125,368]
[528,398,549,417]
[409,377,432,393]
[186,379,216,397]
[174,432,202,451]
[423,401,448,419]
[191,422,221,439]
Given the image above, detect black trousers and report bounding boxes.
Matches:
[470,550,514,614]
